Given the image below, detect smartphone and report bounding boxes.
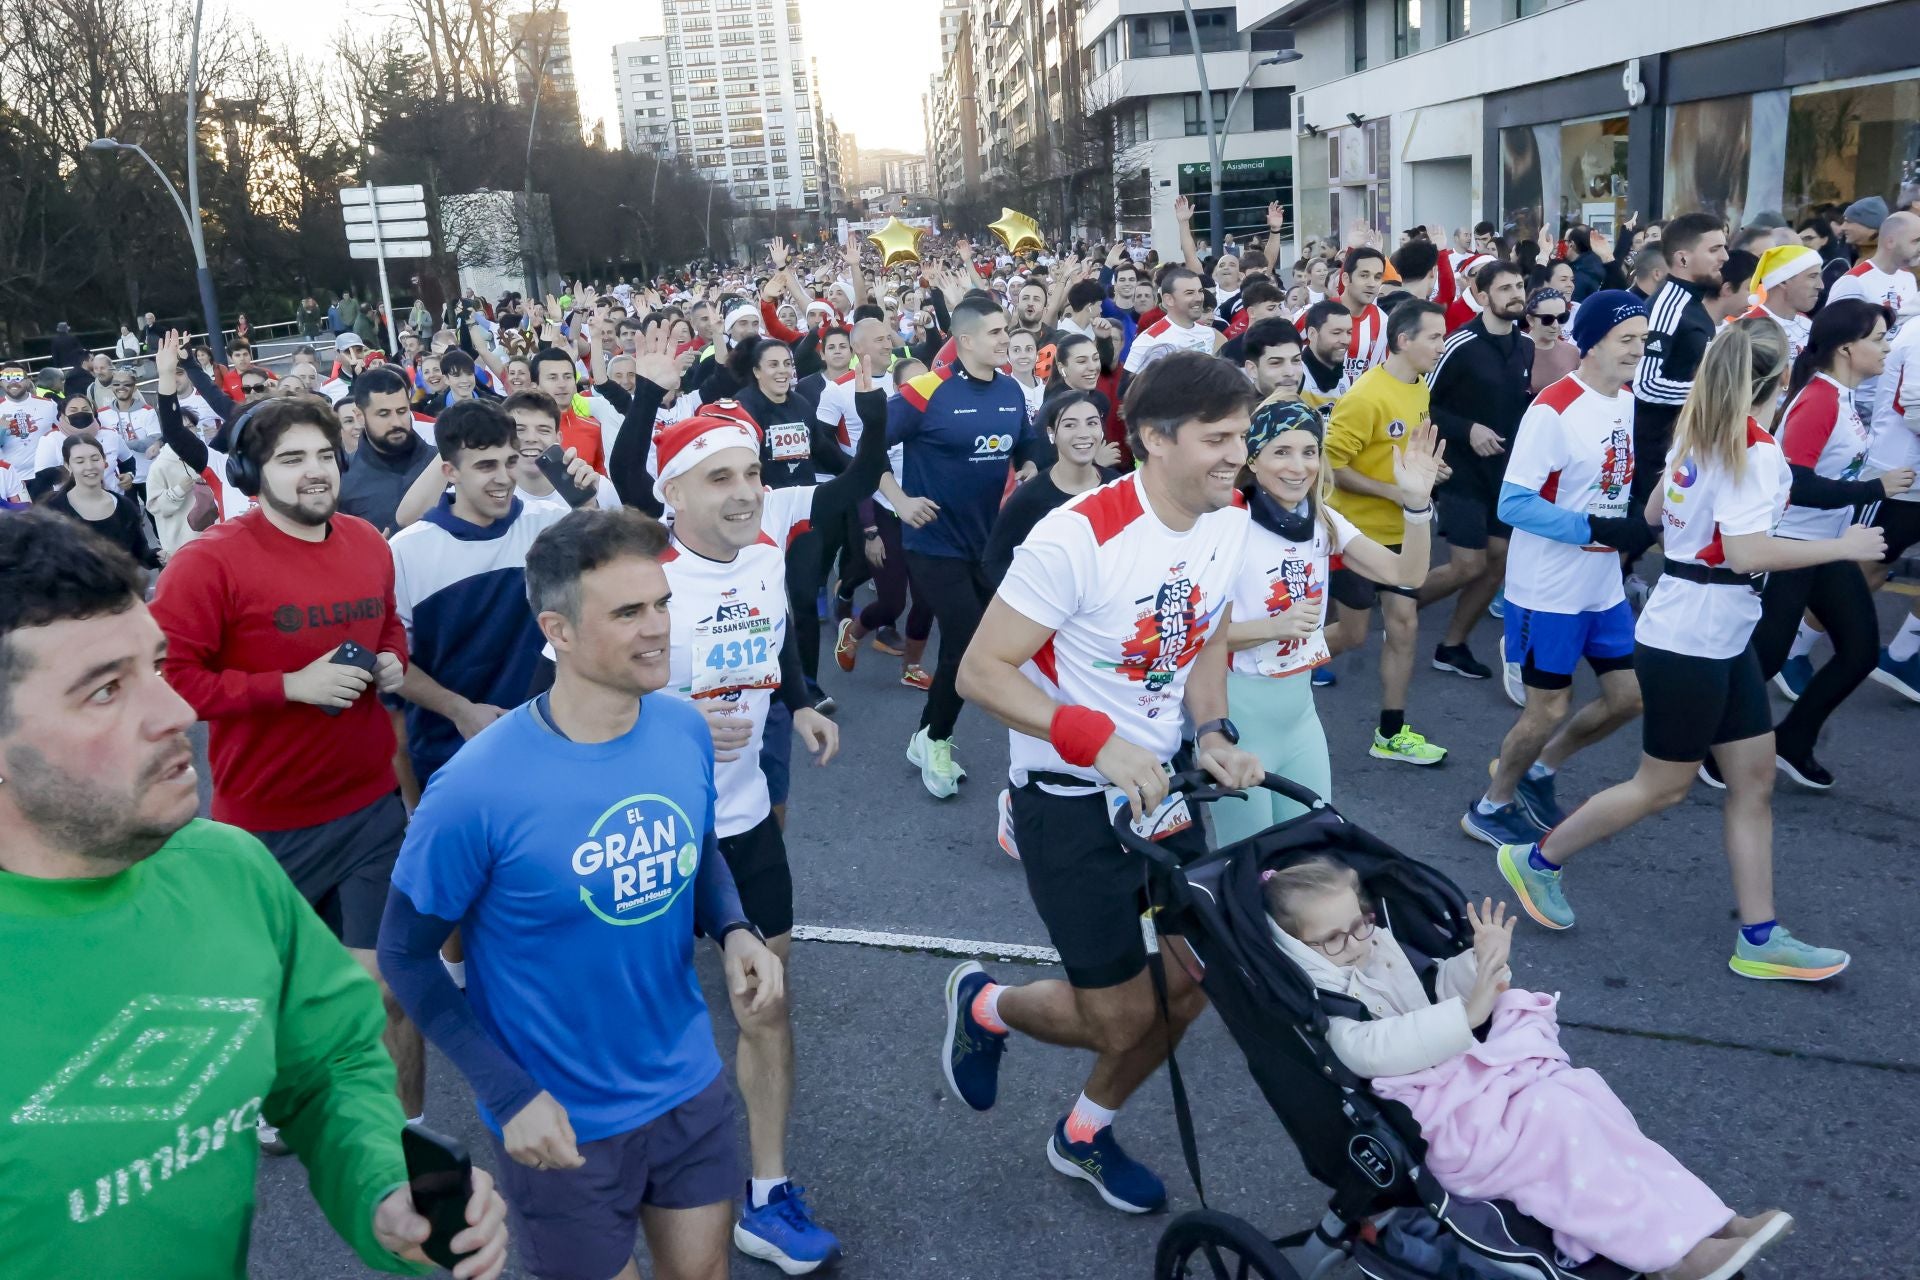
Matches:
[401,1124,474,1270]
[536,444,598,509]
[322,640,378,718]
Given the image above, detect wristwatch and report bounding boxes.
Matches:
[1194,717,1240,746]
[716,920,766,946]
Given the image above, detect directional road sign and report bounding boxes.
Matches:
[349,241,431,260]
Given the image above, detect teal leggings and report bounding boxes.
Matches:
[1210,670,1332,848]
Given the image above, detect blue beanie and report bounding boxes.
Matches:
[1570,290,1649,355]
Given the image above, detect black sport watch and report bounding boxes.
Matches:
[716,920,766,946]
[1195,717,1240,746]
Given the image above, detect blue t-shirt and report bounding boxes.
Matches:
[888,364,1035,560]
[392,694,722,1140]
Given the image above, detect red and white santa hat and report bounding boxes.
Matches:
[653,401,762,483]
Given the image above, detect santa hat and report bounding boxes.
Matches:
[653,402,762,484]
[1750,245,1819,299]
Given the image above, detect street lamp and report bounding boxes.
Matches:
[1178,2,1302,258]
[89,137,225,361]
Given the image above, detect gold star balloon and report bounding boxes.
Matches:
[988,208,1044,255]
[866,217,925,268]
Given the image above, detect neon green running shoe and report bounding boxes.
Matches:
[1729,926,1850,982]
[1370,724,1447,765]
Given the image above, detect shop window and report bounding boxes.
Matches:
[1784,74,1920,220]
[1501,114,1627,244]
[1666,91,1790,230]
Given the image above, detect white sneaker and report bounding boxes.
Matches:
[1499,634,1526,708]
[996,788,1021,860]
[258,1119,291,1157]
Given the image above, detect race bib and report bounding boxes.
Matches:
[1105,779,1193,842]
[691,616,779,697]
[768,422,810,463]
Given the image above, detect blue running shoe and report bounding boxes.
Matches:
[942,961,1005,1111]
[1046,1118,1166,1213]
[1496,843,1574,930]
[1514,771,1567,829]
[1459,800,1546,848]
[1872,647,1920,703]
[1488,587,1505,619]
[733,1182,840,1275]
[1311,662,1336,687]
[1773,654,1812,701]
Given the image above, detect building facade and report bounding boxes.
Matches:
[509,10,579,124]
[661,0,821,215]
[1244,0,1920,248]
[611,37,671,153]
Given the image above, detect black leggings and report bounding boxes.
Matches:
[905,551,993,740]
[1750,558,1877,760]
[785,530,825,684]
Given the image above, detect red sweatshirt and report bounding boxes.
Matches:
[149,508,407,831]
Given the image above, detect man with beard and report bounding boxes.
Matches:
[340,366,438,535]
[1121,267,1216,385]
[1,359,58,471]
[1631,213,1728,516]
[0,512,510,1279]
[1297,300,1356,410]
[149,396,428,1147]
[1240,318,1307,401]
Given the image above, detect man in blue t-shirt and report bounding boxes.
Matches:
[378,507,781,1280]
[887,295,1046,799]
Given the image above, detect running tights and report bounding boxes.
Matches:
[848,509,933,641]
[1750,559,1877,760]
[785,530,825,684]
[904,551,993,741]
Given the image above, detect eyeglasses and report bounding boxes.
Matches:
[1530,313,1566,326]
[1304,912,1377,955]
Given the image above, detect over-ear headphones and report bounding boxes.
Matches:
[223,401,350,497]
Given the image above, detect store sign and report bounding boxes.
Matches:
[1178,157,1289,183]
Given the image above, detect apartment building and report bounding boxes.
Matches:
[611,37,671,153]
[509,10,579,120]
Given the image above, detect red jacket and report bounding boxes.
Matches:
[149,508,407,831]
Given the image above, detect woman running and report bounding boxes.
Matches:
[1496,317,1883,981]
[1212,398,1441,844]
[46,434,160,569]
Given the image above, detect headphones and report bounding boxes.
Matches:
[223,401,351,497]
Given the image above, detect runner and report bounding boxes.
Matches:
[1465,293,1653,846]
[1295,300,1355,409]
[1238,319,1307,400]
[1120,267,1216,379]
[1328,246,1390,383]
[379,508,781,1280]
[941,350,1265,1214]
[1737,245,1821,366]
[1,359,57,473]
[0,511,508,1280]
[1495,318,1877,980]
[1323,300,1452,765]
[1631,214,1728,516]
[1863,311,1920,700]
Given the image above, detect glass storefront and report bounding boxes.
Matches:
[1665,91,1789,229]
[1500,114,1628,243]
[1785,73,1920,218]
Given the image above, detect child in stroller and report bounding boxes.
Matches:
[1261,855,1791,1280]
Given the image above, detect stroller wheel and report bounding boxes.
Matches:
[1154,1209,1303,1280]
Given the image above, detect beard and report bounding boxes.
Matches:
[4,738,192,869]
[261,478,337,526]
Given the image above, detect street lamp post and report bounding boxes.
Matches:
[1178,0,1300,258]
[89,138,224,361]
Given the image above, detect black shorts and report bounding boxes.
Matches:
[1634,642,1772,762]
[1861,497,1920,563]
[253,793,406,950]
[1330,544,1420,611]
[1011,782,1205,990]
[1435,454,1511,552]
[717,812,793,938]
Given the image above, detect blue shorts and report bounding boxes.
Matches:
[759,702,792,807]
[1503,600,1635,690]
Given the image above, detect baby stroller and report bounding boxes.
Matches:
[1122,772,1648,1280]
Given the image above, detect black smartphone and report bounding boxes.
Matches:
[401,1124,474,1270]
[322,640,378,718]
[536,444,597,508]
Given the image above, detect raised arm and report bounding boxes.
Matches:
[1171,195,1204,274]
[153,332,209,473]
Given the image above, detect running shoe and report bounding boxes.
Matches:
[1046,1118,1167,1214]
[1774,749,1834,791]
[1432,643,1492,680]
[805,680,837,718]
[942,961,1006,1111]
[1697,756,1726,790]
[1870,647,1920,703]
[1459,800,1546,848]
[733,1182,840,1275]
[1498,634,1526,708]
[900,663,932,691]
[907,727,964,798]
[1729,925,1850,982]
[1370,725,1447,765]
[1487,587,1505,619]
[1310,663,1337,687]
[1496,842,1574,930]
[872,626,905,656]
[1772,653,1812,702]
[1514,770,1567,829]
[833,619,859,672]
[258,1119,291,1157]
[996,788,1021,860]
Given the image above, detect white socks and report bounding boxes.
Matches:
[442,957,467,989]
[1891,614,1920,663]
[750,1176,788,1209]
[1064,1092,1117,1144]
[1789,620,1821,661]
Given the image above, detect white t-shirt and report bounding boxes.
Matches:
[996,472,1249,788]
[517,475,620,513]
[1228,506,1356,679]
[658,486,815,837]
[1827,261,1920,322]
[1738,304,1811,367]
[1637,421,1791,659]
[1776,373,1871,540]
[0,459,26,505]
[1122,317,1218,374]
[817,371,903,512]
[1,394,56,470]
[97,405,160,481]
[1501,374,1636,614]
[1867,318,1920,502]
[1016,377,1045,424]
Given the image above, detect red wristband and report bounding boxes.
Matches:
[1049,705,1117,769]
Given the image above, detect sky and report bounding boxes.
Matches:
[234,0,943,153]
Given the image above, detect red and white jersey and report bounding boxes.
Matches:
[1867,318,1920,503]
[1738,304,1811,366]
[0,394,56,469]
[1228,507,1356,679]
[1296,300,1388,383]
[1777,374,1871,540]
[659,485,814,837]
[1122,316,1218,374]
[1502,374,1637,614]
[1638,420,1790,659]
[1827,260,1919,323]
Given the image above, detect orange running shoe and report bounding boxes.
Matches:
[833,618,859,672]
[901,664,932,691]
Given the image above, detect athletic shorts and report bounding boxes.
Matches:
[253,793,406,950]
[1634,642,1771,763]
[759,702,792,808]
[1329,544,1419,611]
[489,1073,739,1280]
[1435,454,1511,551]
[1503,601,1636,690]
[1861,497,1920,563]
[716,812,793,938]
[1011,781,1205,990]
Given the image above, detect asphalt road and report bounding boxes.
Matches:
[242,577,1920,1279]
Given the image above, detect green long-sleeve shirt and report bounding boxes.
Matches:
[0,820,428,1279]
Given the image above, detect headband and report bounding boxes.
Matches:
[1247,396,1324,458]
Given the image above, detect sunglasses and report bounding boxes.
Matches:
[242,382,269,393]
[1530,313,1566,325]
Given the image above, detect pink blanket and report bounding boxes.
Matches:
[1370,989,1730,1272]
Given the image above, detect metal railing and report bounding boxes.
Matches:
[10,318,311,375]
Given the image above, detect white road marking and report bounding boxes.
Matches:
[791,924,1060,965]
